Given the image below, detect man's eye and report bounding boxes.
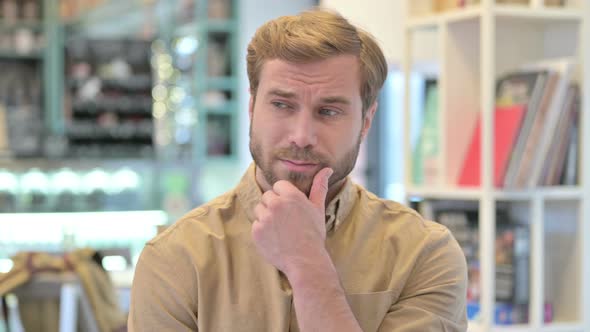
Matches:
[319,108,339,116]
[272,101,289,109]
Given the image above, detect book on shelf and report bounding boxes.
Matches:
[495,222,530,306]
[412,0,568,17]
[455,58,578,188]
[491,210,529,310]
[496,0,566,5]
[457,69,547,187]
[562,111,579,186]
[467,301,553,325]
[500,69,552,188]
[539,85,579,186]
[494,302,528,325]
[457,104,527,187]
[437,210,479,264]
[412,82,440,186]
[517,58,576,188]
[429,202,532,324]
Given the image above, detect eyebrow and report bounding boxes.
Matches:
[319,96,351,105]
[267,89,297,99]
[267,89,351,105]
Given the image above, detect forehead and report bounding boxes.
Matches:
[257,55,361,97]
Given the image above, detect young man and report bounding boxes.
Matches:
[128,9,467,332]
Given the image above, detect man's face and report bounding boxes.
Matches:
[249,54,376,196]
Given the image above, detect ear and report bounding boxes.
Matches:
[360,101,378,141]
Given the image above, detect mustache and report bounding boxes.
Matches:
[275,147,326,164]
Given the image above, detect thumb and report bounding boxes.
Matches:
[309,167,333,208]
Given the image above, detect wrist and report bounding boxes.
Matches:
[285,249,337,289]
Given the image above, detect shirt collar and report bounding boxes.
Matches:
[236,163,357,233]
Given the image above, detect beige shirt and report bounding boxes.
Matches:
[128,164,468,331]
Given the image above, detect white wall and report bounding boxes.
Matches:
[319,1,410,197]
[320,0,406,65]
[237,0,317,171]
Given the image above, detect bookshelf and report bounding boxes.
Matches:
[0,0,63,157]
[403,0,588,331]
[58,0,243,204]
[0,0,243,262]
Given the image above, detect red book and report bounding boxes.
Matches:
[458,105,527,187]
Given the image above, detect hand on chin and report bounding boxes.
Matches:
[251,167,334,276]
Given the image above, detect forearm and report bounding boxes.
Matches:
[287,251,362,332]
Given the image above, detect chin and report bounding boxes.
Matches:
[291,178,314,195]
[270,167,312,192]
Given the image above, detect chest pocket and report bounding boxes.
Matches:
[346,290,396,332]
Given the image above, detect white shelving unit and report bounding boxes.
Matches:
[402,1,589,331]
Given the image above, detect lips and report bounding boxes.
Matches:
[283,159,316,166]
[280,159,318,172]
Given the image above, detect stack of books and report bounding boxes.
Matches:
[457,58,579,188]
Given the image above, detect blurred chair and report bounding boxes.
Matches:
[10,273,99,332]
[0,249,128,332]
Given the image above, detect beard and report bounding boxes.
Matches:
[249,125,362,196]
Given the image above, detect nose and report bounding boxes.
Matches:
[288,110,317,149]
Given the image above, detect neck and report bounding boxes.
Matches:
[325,178,347,207]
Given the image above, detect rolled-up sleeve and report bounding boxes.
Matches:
[378,228,468,332]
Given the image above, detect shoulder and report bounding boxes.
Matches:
[355,184,459,254]
[357,186,466,277]
[134,189,244,286]
[142,189,242,260]
[357,185,448,232]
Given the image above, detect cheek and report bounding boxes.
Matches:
[252,117,284,146]
[327,122,361,149]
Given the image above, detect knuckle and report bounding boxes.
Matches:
[253,204,265,218]
[264,192,277,202]
[251,222,263,239]
[263,196,278,210]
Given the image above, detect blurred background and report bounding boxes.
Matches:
[0,0,588,331]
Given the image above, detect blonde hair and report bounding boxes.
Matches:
[246,9,388,113]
